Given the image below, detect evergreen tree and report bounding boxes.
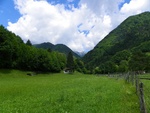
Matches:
[66,52,74,71]
[47,48,52,53]
[26,39,32,46]
[129,51,147,71]
[0,25,66,73]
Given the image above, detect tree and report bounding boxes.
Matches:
[0,25,66,73]
[47,48,52,53]
[112,50,131,64]
[94,67,101,74]
[74,58,86,73]
[118,60,129,72]
[66,52,74,72]
[104,61,117,73]
[0,42,13,68]
[129,51,147,71]
[26,39,32,46]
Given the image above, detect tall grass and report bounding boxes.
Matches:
[139,73,150,112]
[0,70,139,113]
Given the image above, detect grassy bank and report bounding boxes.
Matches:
[139,73,150,112]
[0,70,139,113]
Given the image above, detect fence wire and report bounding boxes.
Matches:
[142,80,150,113]
[107,72,150,113]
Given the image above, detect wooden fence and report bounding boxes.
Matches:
[107,72,149,113]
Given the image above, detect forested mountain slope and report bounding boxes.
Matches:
[83,12,150,73]
[0,25,66,72]
[34,43,80,58]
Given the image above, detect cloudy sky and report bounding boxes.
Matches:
[0,0,150,52]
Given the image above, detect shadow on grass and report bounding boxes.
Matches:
[0,69,12,74]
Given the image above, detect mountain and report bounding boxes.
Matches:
[83,12,150,72]
[34,42,54,49]
[75,51,86,57]
[34,42,80,58]
[0,25,66,72]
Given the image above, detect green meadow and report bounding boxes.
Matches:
[139,74,150,112]
[0,70,139,113]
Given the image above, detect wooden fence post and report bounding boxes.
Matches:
[135,74,139,94]
[139,82,147,113]
[131,74,134,85]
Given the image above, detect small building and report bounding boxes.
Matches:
[63,68,74,74]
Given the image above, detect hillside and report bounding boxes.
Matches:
[34,42,54,49]
[0,25,66,72]
[34,42,80,58]
[83,12,150,73]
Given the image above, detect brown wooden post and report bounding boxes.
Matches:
[127,74,129,83]
[139,83,147,113]
[131,74,134,85]
[135,74,139,95]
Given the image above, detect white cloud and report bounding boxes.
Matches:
[7,0,150,52]
[121,0,150,14]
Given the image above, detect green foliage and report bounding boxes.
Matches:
[66,52,74,71]
[0,25,66,72]
[0,25,23,68]
[74,58,87,73]
[93,67,101,74]
[16,46,66,72]
[118,60,129,72]
[83,12,150,73]
[0,70,139,113]
[129,51,150,71]
[34,43,80,58]
[132,41,150,52]
[26,39,32,46]
[112,50,131,65]
[101,61,118,74]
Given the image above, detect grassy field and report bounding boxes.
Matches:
[0,70,139,113]
[139,73,150,112]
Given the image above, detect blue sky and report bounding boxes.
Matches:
[0,0,21,27]
[0,0,150,52]
[0,0,81,27]
[119,0,130,9]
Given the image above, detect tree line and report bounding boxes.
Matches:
[0,25,85,73]
[92,50,150,74]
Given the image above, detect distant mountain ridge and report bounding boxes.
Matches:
[74,51,86,57]
[83,12,150,71]
[34,42,80,58]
